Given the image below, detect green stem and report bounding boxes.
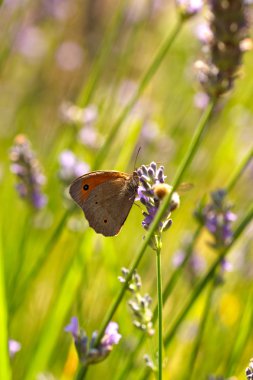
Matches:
[156,238,163,380]
[172,100,216,190]
[93,17,183,169]
[75,365,88,380]
[187,279,216,380]
[226,146,253,193]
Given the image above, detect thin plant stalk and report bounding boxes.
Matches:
[93,17,184,169]
[226,146,253,193]
[0,227,11,380]
[186,278,216,380]
[156,237,163,380]
[225,289,253,376]
[76,366,88,380]
[171,100,216,190]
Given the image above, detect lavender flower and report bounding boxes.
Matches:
[9,339,21,358]
[195,0,251,98]
[119,269,154,336]
[176,0,203,19]
[246,358,253,380]
[58,150,89,183]
[195,189,237,248]
[136,162,179,235]
[65,317,121,366]
[10,135,47,209]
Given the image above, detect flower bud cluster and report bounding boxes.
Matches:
[65,317,121,366]
[136,162,180,235]
[119,268,154,336]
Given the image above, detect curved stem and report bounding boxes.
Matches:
[75,365,88,380]
[226,146,253,193]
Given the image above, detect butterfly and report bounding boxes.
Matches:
[69,170,139,236]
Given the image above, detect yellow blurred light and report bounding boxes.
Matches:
[219,293,241,327]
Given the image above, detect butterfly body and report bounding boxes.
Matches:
[69,170,139,236]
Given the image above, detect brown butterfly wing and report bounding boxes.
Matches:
[69,172,138,236]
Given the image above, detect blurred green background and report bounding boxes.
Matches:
[0,1,252,379]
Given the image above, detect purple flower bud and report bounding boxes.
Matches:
[101,322,122,351]
[65,316,79,340]
[176,0,203,19]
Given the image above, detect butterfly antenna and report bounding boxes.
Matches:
[134,146,141,170]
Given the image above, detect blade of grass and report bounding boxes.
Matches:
[10,208,72,314]
[23,234,90,380]
[186,279,216,380]
[225,289,253,377]
[0,225,11,380]
[226,146,253,193]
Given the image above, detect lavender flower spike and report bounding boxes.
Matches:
[136,162,179,235]
[10,134,47,209]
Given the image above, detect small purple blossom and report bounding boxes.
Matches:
[176,0,203,19]
[65,317,121,366]
[101,322,122,349]
[195,189,237,248]
[136,162,179,236]
[10,134,47,209]
[64,316,79,339]
[58,150,89,183]
[9,339,21,358]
